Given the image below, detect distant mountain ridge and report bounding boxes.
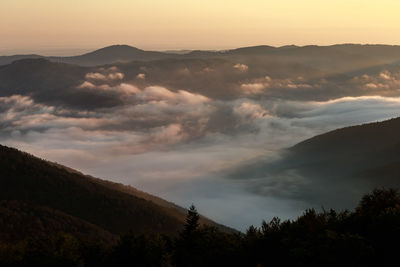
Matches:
[3,44,400,66]
[3,43,400,107]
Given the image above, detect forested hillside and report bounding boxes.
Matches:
[1,185,400,266]
[0,144,225,237]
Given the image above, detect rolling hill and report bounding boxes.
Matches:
[290,117,400,206]
[231,117,400,211]
[287,117,400,200]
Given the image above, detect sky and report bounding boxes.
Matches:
[2,0,400,230]
[2,0,400,54]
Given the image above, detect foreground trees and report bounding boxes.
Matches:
[1,188,400,266]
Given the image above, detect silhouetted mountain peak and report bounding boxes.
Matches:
[83,44,144,56]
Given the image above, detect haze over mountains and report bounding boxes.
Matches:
[2,44,400,229]
[3,44,400,104]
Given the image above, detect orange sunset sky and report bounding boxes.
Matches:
[1,0,400,54]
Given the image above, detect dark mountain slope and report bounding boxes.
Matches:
[0,144,228,237]
[230,117,400,211]
[52,162,226,229]
[286,117,400,205]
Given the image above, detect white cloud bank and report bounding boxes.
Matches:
[2,88,400,230]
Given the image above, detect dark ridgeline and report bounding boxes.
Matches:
[0,144,228,234]
[0,144,232,265]
[0,144,184,236]
[287,117,400,209]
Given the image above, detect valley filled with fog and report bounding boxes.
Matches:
[2,45,400,229]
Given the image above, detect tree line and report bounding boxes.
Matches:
[2,188,400,266]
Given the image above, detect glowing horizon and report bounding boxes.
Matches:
[2,0,400,54]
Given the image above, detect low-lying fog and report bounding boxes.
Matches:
[2,64,400,230]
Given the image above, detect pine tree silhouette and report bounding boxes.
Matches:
[183,204,199,237]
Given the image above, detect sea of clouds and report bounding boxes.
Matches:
[2,65,400,230]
